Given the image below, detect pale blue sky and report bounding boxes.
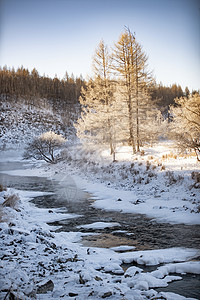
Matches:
[0,0,199,91]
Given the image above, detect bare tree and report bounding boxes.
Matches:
[169,93,200,161]
[24,131,66,163]
[76,41,119,161]
[112,28,154,152]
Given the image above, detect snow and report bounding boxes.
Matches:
[0,142,200,299]
[78,222,121,230]
[49,142,199,225]
[124,266,143,277]
[61,173,200,225]
[0,183,199,299]
[0,101,67,149]
[119,248,199,265]
[110,245,136,252]
[104,263,124,274]
[2,160,199,224]
[151,261,200,278]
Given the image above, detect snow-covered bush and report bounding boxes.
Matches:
[0,189,20,223]
[191,171,200,189]
[23,131,66,163]
[164,171,184,186]
[2,194,20,209]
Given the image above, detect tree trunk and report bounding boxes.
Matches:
[194,147,200,162]
[136,96,139,152]
[127,93,136,154]
[135,52,140,152]
[112,150,116,162]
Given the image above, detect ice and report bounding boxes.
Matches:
[120,248,199,265]
[110,245,136,252]
[124,266,143,277]
[77,221,121,229]
[151,261,200,278]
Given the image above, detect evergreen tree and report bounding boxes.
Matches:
[185,86,190,98]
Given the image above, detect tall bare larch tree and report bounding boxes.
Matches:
[112,28,155,152]
[76,40,120,161]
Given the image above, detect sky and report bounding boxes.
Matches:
[0,0,199,91]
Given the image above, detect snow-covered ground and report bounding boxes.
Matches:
[0,143,200,299]
[0,187,200,300]
[2,142,199,225]
[0,100,68,149]
[44,141,200,225]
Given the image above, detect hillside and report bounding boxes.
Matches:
[0,98,77,149]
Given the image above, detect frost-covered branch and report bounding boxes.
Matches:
[169,93,200,161]
[23,131,66,163]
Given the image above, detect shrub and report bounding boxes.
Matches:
[2,194,20,209]
[165,171,176,183]
[191,172,200,183]
[148,155,154,160]
[191,172,200,189]
[0,184,7,192]
[140,150,145,156]
[137,176,143,184]
[164,171,183,185]
[133,169,139,175]
[148,171,156,178]
[146,160,151,171]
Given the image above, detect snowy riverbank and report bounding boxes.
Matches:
[20,141,199,226]
[0,186,200,300]
[0,144,200,299]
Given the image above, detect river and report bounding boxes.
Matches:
[0,159,200,299]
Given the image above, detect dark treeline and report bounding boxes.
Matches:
[0,65,193,119]
[0,66,85,121]
[152,83,184,106]
[150,83,198,120]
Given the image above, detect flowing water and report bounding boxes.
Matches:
[0,159,200,299]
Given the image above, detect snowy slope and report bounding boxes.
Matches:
[0,100,67,149]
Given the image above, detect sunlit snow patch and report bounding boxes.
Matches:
[110,245,136,252]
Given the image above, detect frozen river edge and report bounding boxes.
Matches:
[0,151,200,300]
